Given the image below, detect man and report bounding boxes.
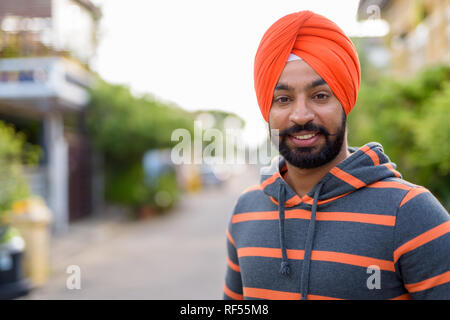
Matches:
[223,10,450,300]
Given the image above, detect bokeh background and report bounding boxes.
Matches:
[0,0,448,299]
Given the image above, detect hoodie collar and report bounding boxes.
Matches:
[260,142,401,206]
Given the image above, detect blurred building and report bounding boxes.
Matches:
[0,0,102,234]
[358,0,450,76]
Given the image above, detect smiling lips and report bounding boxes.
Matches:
[289,131,320,147]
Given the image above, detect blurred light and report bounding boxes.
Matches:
[241,117,268,149]
[154,191,172,207]
[367,47,390,69]
[223,115,241,130]
[349,19,390,38]
[195,112,215,129]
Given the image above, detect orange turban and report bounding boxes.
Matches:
[254,11,361,122]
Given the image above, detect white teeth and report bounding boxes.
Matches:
[294,133,316,140]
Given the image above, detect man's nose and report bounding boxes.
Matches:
[288,97,314,125]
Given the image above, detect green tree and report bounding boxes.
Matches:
[348,65,450,208]
[0,121,41,221]
[86,80,194,211]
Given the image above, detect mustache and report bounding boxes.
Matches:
[276,122,338,138]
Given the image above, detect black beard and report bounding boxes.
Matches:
[273,112,346,169]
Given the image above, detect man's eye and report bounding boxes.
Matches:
[275,96,291,103]
[314,93,329,100]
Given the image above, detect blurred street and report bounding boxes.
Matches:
[21,166,259,300]
[2,0,449,304]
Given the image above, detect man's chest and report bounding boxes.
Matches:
[232,203,406,299]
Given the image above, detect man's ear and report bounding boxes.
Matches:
[342,107,349,139]
[341,107,347,124]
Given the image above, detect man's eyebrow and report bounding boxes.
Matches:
[274,78,328,91]
[307,78,327,89]
[274,83,293,91]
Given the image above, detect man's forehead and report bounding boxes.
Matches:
[275,78,328,91]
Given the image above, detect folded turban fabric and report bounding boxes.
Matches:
[254,11,361,122]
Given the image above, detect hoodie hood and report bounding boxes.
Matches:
[260,142,401,206]
[258,142,402,299]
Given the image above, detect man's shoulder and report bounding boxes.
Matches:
[355,176,446,214]
[365,176,427,200]
[379,177,450,219]
[368,176,419,189]
[232,184,269,214]
[378,177,432,204]
[235,184,265,204]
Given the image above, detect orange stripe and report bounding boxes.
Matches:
[393,221,450,263]
[285,209,310,220]
[244,287,301,300]
[390,293,412,300]
[383,163,401,178]
[405,270,450,293]
[312,251,395,272]
[399,187,429,207]
[300,181,415,206]
[269,194,302,207]
[237,247,394,271]
[260,172,280,190]
[226,228,236,247]
[242,288,344,300]
[232,209,310,223]
[302,180,413,206]
[307,294,344,300]
[360,145,380,166]
[232,211,278,223]
[330,167,366,189]
[238,247,305,260]
[367,180,412,191]
[269,196,278,206]
[285,194,302,207]
[224,284,243,300]
[241,185,262,194]
[233,210,396,226]
[238,247,281,258]
[316,211,396,226]
[227,257,241,272]
[302,191,353,206]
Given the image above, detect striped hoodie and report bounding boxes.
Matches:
[223,142,450,300]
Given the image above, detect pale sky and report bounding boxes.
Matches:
[90,0,388,146]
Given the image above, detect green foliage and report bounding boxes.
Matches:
[0,226,21,243]
[149,170,181,211]
[86,80,194,163]
[0,121,41,219]
[86,80,193,210]
[105,162,148,207]
[348,65,450,207]
[105,162,179,210]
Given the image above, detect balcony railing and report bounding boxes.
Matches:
[0,56,92,111]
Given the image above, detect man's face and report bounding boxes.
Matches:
[269,59,346,169]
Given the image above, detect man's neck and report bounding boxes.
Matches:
[284,142,350,198]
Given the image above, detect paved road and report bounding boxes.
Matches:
[22,165,260,300]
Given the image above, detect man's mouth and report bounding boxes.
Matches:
[288,131,321,147]
[292,132,318,140]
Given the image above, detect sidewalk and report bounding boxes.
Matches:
[21,165,260,299]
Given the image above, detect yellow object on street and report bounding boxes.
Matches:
[10,197,52,287]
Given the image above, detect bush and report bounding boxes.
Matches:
[0,121,41,224]
[105,161,179,210]
[348,65,450,208]
[87,80,194,162]
[86,80,193,211]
